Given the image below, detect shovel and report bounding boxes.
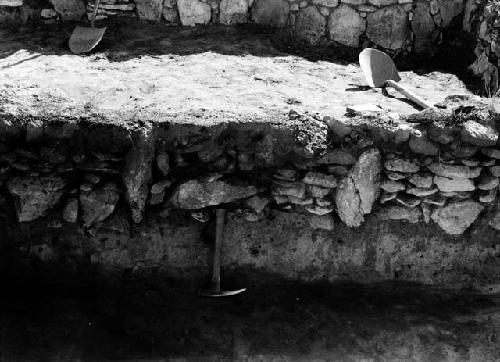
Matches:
[359,48,433,109]
[199,209,246,298]
[69,0,106,54]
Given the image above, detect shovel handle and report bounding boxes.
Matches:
[91,0,101,28]
[385,80,433,109]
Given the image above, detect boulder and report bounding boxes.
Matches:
[80,182,120,228]
[251,0,289,27]
[173,179,258,209]
[431,201,484,235]
[461,120,498,147]
[220,0,249,24]
[328,5,365,48]
[378,205,421,223]
[366,5,409,49]
[50,0,85,20]
[295,6,326,44]
[7,175,66,222]
[177,0,211,26]
[135,0,163,20]
[122,125,155,224]
[335,148,381,227]
[411,1,439,54]
[434,176,475,192]
[427,162,482,178]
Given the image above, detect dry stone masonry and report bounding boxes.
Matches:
[0,0,473,55]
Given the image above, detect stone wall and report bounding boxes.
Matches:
[1,0,468,55]
[1,95,500,292]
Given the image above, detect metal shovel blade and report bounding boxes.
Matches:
[199,288,246,298]
[359,48,401,88]
[69,26,107,54]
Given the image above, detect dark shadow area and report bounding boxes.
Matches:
[0,258,499,360]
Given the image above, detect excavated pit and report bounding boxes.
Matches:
[1,24,500,360]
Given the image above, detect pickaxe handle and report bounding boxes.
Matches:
[210,209,225,294]
[385,80,433,109]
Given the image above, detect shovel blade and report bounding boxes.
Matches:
[69,26,107,54]
[359,48,401,88]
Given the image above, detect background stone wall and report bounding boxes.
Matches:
[1,0,469,55]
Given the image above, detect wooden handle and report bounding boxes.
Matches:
[385,80,433,109]
[210,209,225,294]
[91,0,101,28]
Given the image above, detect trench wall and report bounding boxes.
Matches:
[0,95,500,292]
[0,0,472,55]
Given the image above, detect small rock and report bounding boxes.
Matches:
[380,179,405,193]
[243,212,262,222]
[307,185,331,198]
[62,198,78,223]
[317,149,356,165]
[479,189,497,203]
[490,166,500,177]
[238,153,254,171]
[288,195,314,205]
[303,172,337,188]
[461,120,499,147]
[408,173,433,188]
[276,169,299,179]
[452,143,478,158]
[395,194,421,207]
[386,171,406,180]
[431,201,484,235]
[315,197,332,207]
[246,195,270,213]
[461,158,480,167]
[427,163,482,178]
[477,175,499,190]
[434,176,475,192]
[481,148,500,159]
[191,209,210,223]
[150,180,172,205]
[84,173,100,184]
[273,195,289,204]
[423,194,446,206]
[380,191,398,204]
[346,104,382,116]
[272,181,306,199]
[50,0,85,20]
[309,214,334,230]
[406,186,438,197]
[488,210,500,230]
[305,204,334,215]
[156,151,170,176]
[384,157,420,173]
[378,205,421,223]
[409,132,439,155]
[326,165,349,176]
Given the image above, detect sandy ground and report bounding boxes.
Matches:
[0,24,470,123]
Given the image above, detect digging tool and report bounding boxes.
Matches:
[359,48,433,109]
[199,209,246,298]
[69,0,106,54]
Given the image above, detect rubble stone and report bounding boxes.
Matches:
[62,198,78,223]
[251,0,289,27]
[295,6,326,44]
[220,0,249,24]
[378,205,421,223]
[177,0,211,26]
[366,5,409,49]
[431,200,484,235]
[406,186,439,197]
[7,175,66,222]
[303,172,337,188]
[409,131,439,155]
[328,4,365,47]
[246,195,270,213]
[427,163,482,178]
[477,175,499,190]
[384,157,420,173]
[309,214,334,230]
[434,176,476,192]
[461,120,499,147]
[317,149,356,165]
[408,173,433,188]
[80,182,120,227]
[50,0,85,20]
[135,0,163,20]
[174,179,258,209]
[380,179,405,193]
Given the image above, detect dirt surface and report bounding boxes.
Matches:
[0,24,470,126]
[0,265,499,361]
